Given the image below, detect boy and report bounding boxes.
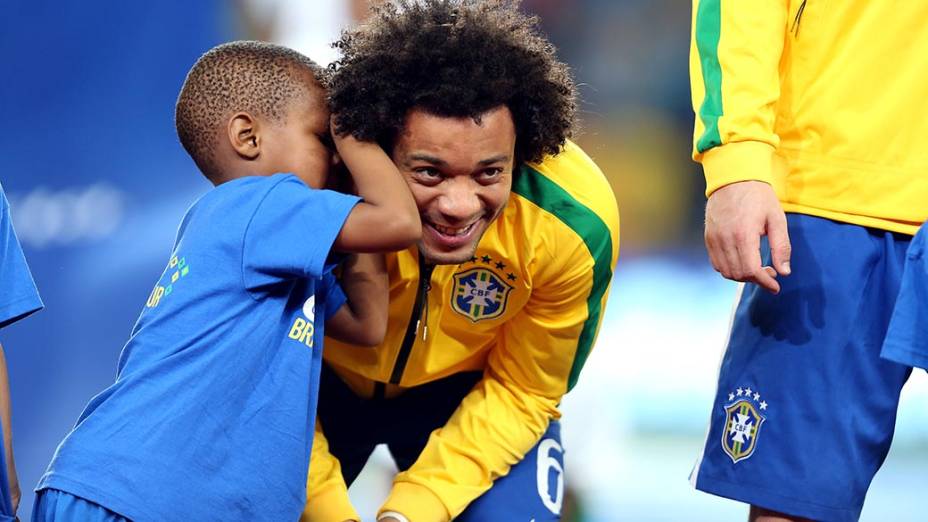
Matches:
[33,41,420,521]
[0,182,44,520]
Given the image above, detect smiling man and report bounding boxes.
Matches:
[393,107,515,265]
[303,2,619,521]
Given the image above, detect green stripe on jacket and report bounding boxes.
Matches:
[512,164,614,391]
[695,0,723,152]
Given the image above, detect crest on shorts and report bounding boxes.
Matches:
[721,387,768,463]
[451,267,513,322]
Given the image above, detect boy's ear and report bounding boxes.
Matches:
[228,112,260,160]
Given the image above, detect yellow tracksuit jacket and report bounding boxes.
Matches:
[302,140,620,522]
[692,0,928,233]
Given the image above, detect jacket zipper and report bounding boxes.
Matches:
[388,253,434,384]
[791,0,808,36]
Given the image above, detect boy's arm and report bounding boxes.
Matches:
[0,344,18,514]
[326,253,388,347]
[332,129,421,253]
[241,128,419,291]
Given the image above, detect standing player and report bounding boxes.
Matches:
[302,2,619,522]
[689,1,928,520]
[0,182,43,521]
[32,41,420,521]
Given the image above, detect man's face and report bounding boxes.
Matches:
[392,106,515,265]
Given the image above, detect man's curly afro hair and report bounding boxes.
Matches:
[328,0,577,164]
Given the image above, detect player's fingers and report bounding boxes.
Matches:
[736,229,781,294]
[767,210,792,276]
[716,235,742,281]
[705,228,732,277]
[750,266,781,294]
[755,265,782,293]
[708,225,753,282]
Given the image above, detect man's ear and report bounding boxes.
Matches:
[228,112,260,160]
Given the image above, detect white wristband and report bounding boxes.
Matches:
[378,511,411,522]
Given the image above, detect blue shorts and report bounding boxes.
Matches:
[882,222,928,368]
[317,365,564,520]
[31,489,127,522]
[458,421,563,522]
[690,214,913,521]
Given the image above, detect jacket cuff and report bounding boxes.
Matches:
[302,483,360,522]
[701,141,778,197]
[379,481,451,522]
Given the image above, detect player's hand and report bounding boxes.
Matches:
[704,180,791,294]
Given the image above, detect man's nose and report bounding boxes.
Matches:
[436,178,482,222]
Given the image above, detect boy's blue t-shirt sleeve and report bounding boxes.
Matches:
[884,226,928,357]
[242,177,360,292]
[0,186,43,329]
[320,270,347,321]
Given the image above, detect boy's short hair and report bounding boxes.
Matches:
[175,41,324,180]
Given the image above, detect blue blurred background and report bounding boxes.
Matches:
[2,1,926,520]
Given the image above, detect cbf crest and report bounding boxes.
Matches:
[721,386,768,464]
[452,267,513,322]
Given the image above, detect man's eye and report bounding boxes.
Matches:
[479,168,503,180]
[415,167,441,178]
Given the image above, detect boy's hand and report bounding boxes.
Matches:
[329,114,422,254]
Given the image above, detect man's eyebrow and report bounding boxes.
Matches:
[406,153,511,167]
[408,153,448,166]
[478,154,511,166]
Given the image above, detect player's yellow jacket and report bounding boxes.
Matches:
[691,0,928,234]
[302,141,620,522]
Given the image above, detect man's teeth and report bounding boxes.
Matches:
[432,222,475,236]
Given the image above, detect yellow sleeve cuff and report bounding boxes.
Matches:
[301,483,360,522]
[700,141,778,197]
[379,481,451,522]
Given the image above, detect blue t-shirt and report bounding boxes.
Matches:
[37,174,360,521]
[0,183,43,328]
[883,222,928,368]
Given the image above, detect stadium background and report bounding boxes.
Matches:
[3,1,926,519]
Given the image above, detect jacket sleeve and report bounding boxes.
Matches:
[379,213,619,521]
[301,421,360,522]
[691,0,790,196]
